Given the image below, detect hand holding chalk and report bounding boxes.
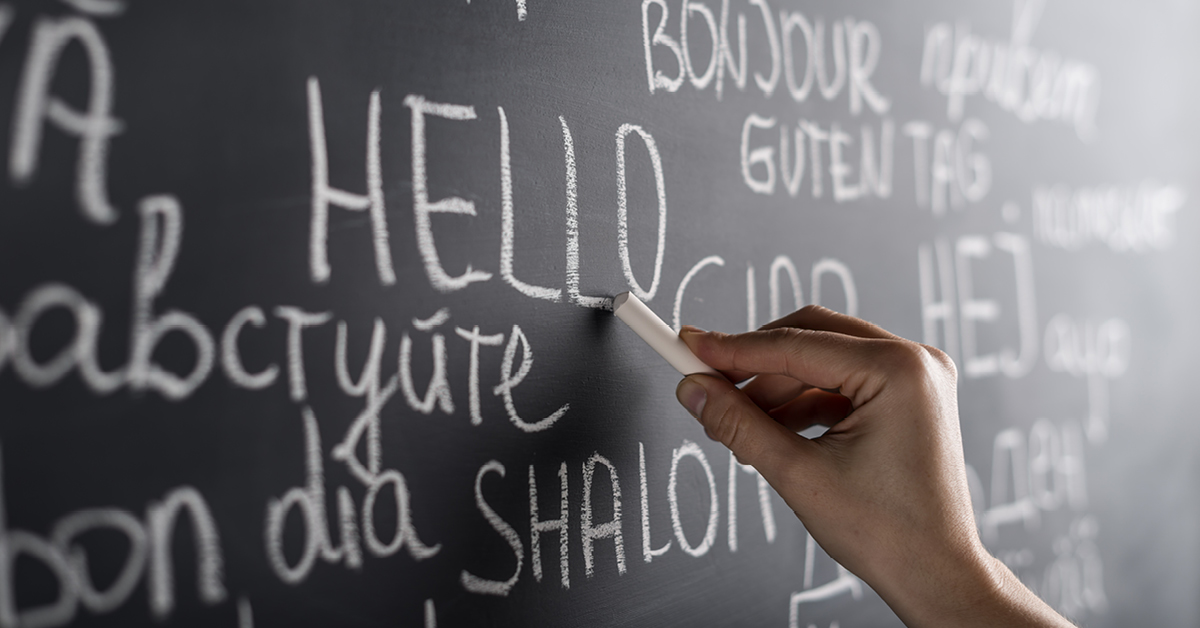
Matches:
[673,306,1074,628]
[612,292,720,377]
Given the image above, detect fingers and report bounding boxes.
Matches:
[741,376,851,433]
[679,326,754,384]
[716,368,757,385]
[676,374,818,481]
[681,306,891,382]
[767,389,854,433]
[760,305,900,340]
[681,326,905,406]
[740,373,813,410]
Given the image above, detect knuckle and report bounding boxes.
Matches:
[765,326,804,343]
[919,343,948,363]
[877,341,961,401]
[775,324,812,347]
[879,340,933,378]
[747,327,810,375]
[921,344,959,381]
[796,304,828,317]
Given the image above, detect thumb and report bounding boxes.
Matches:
[675,374,817,482]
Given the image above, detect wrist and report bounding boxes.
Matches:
[878,540,1073,628]
[882,539,997,627]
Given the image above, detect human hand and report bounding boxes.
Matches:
[674,306,1071,628]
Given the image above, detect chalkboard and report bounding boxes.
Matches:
[0,0,1197,626]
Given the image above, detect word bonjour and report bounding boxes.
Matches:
[642,0,889,116]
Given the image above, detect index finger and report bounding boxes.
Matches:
[681,327,914,407]
[713,306,899,382]
[761,305,900,340]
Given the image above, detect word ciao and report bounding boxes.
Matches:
[676,253,858,334]
[0,444,227,628]
[641,0,890,117]
[920,0,1100,140]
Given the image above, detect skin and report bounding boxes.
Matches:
[673,305,1074,628]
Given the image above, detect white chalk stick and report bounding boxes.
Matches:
[612,292,720,377]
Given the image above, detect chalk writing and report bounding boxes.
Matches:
[920,0,1100,140]
[1032,182,1185,252]
[0,2,1188,626]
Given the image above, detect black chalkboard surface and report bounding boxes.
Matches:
[0,0,1197,626]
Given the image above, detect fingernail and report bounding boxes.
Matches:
[676,377,707,419]
[679,325,705,335]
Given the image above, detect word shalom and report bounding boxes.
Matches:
[460,440,859,605]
